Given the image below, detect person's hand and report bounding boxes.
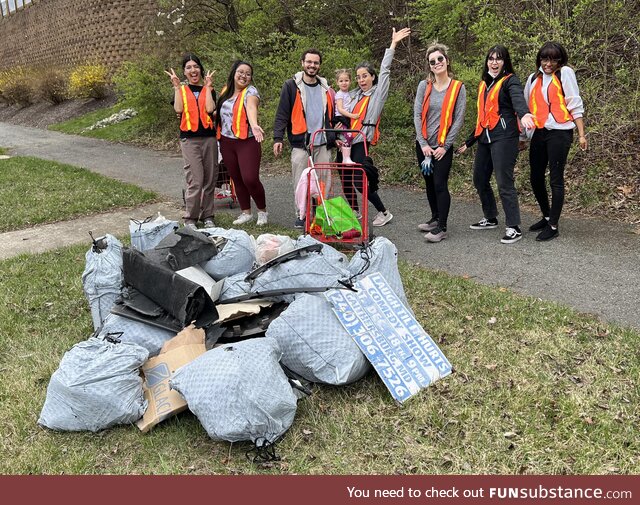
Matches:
[390,27,411,49]
[252,125,264,143]
[518,140,528,151]
[456,144,468,155]
[273,142,283,157]
[204,70,215,89]
[520,113,535,130]
[421,144,434,157]
[578,135,588,151]
[433,146,447,161]
[164,68,181,89]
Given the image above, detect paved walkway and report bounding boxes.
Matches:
[1,123,639,330]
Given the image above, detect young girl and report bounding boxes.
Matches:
[334,69,359,164]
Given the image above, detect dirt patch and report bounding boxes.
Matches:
[0,96,118,129]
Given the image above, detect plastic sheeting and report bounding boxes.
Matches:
[82,234,123,330]
[38,337,148,432]
[266,293,370,384]
[170,337,298,445]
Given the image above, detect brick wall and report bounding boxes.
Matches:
[0,0,157,71]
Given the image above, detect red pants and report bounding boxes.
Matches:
[219,136,266,210]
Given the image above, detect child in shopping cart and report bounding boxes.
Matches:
[333,69,360,164]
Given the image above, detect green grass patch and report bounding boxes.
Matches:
[0,147,8,155]
[0,237,638,475]
[0,156,158,232]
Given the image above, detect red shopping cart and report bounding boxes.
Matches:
[214,159,237,209]
[302,129,369,248]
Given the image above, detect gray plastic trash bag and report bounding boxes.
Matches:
[200,227,255,280]
[129,214,178,251]
[266,294,370,384]
[97,313,175,358]
[347,236,409,307]
[170,337,298,445]
[38,337,148,432]
[82,234,123,330]
[295,235,348,267]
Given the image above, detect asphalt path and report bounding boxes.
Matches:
[1,123,638,329]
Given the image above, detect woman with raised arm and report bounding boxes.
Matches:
[165,53,217,230]
[457,45,535,244]
[522,41,587,241]
[341,27,411,228]
[413,43,466,243]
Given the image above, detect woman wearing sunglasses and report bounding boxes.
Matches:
[457,45,535,244]
[414,43,466,243]
[522,42,587,241]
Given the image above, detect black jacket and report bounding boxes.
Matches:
[273,77,335,149]
[464,73,530,147]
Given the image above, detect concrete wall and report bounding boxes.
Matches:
[0,0,157,70]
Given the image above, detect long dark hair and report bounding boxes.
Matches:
[216,60,254,128]
[181,53,205,77]
[481,45,514,84]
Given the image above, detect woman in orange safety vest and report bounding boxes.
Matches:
[521,42,587,241]
[457,45,535,244]
[165,53,217,230]
[216,60,267,226]
[413,42,466,243]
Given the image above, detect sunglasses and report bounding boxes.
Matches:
[429,55,445,66]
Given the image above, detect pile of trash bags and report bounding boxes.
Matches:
[38,214,411,456]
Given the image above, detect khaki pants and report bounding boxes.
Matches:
[180,136,218,222]
[291,145,332,218]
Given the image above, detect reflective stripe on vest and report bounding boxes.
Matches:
[474,74,511,137]
[530,73,573,128]
[180,85,213,132]
[231,87,250,139]
[350,95,381,145]
[421,79,463,146]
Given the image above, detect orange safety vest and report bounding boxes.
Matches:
[290,86,334,136]
[529,72,573,128]
[180,85,213,132]
[350,95,380,145]
[217,86,250,139]
[474,74,511,137]
[421,79,463,146]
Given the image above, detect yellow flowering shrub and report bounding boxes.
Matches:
[0,67,37,106]
[68,63,110,99]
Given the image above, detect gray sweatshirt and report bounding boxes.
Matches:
[413,79,466,151]
[350,47,395,144]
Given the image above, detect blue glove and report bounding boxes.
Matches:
[421,156,433,176]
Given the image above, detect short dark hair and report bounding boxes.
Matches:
[301,49,322,65]
[481,45,514,83]
[181,53,205,75]
[536,41,568,69]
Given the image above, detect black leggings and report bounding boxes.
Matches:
[337,142,386,213]
[416,141,453,230]
[529,128,573,226]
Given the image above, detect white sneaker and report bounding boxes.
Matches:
[203,218,215,228]
[233,213,254,225]
[256,211,268,226]
[184,222,198,231]
[372,211,393,227]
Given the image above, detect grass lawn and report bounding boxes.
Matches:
[0,156,158,233]
[1,226,638,475]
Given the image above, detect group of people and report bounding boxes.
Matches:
[165,30,586,245]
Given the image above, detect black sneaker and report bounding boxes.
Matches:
[470,217,498,229]
[501,226,522,244]
[536,226,559,241]
[529,217,549,231]
[294,217,305,229]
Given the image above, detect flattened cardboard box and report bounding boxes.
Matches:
[137,327,206,433]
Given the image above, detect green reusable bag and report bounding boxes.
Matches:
[314,196,362,237]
